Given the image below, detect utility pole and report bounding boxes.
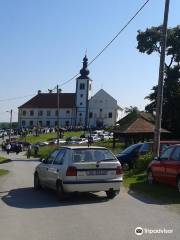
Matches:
[154,0,170,157]
[7,109,13,142]
[57,85,60,143]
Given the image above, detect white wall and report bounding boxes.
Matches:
[18,108,76,128]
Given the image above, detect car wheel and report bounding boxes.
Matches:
[147,170,154,184]
[106,189,117,199]
[34,172,41,190]
[177,177,180,193]
[122,163,129,171]
[56,181,65,200]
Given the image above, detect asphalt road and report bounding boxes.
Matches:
[0,153,179,240]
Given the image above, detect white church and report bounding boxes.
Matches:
[18,56,122,129]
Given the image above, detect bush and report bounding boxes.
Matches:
[136,152,153,171]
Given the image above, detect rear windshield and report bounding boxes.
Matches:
[72,149,117,163]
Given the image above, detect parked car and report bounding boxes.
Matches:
[147,144,180,192]
[116,143,143,170]
[117,141,180,170]
[34,146,123,199]
[139,141,180,156]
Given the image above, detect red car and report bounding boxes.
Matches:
[147,144,180,192]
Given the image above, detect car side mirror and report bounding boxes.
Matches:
[40,158,47,163]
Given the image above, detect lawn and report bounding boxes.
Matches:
[124,170,180,208]
[0,169,9,176]
[0,156,10,164]
[18,131,84,144]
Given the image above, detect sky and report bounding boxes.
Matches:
[0,0,179,122]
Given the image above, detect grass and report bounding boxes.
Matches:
[0,156,10,164]
[0,169,9,176]
[124,170,180,207]
[18,131,84,144]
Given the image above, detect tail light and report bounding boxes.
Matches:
[66,166,77,176]
[116,165,123,175]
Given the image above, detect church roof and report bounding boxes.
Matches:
[19,93,76,109]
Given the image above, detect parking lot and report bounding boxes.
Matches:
[0,153,179,240]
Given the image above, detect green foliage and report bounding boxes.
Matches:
[136,152,153,171]
[137,25,180,138]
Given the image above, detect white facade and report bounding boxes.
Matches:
[19,108,76,128]
[88,89,122,128]
[75,78,92,127]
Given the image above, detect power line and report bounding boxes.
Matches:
[58,0,151,87]
[0,0,151,103]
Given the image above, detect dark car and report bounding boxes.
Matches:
[139,141,180,156]
[116,143,143,170]
[147,144,180,192]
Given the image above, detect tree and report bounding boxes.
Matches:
[124,106,139,114]
[137,26,180,137]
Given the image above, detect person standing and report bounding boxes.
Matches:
[6,143,11,154]
[27,144,32,159]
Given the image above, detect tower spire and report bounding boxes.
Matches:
[79,55,90,79]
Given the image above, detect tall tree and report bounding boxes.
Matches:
[137,26,180,137]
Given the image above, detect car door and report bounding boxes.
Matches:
[164,146,180,186]
[152,147,174,183]
[46,149,66,189]
[39,150,60,187]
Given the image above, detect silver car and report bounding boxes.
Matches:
[34,146,123,200]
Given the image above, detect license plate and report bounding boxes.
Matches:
[86,170,107,176]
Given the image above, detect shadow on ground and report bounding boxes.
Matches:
[1,187,108,209]
[127,180,180,206]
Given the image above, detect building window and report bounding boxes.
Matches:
[100,109,102,112]
[55,121,58,126]
[38,110,43,116]
[80,102,83,106]
[29,120,33,126]
[47,111,51,116]
[65,121,69,127]
[79,113,82,116]
[66,110,70,114]
[22,111,26,116]
[30,110,34,116]
[46,121,50,127]
[89,112,93,118]
[55,110,58,116]
[38,121,42,127]
[22,120,26,126]
[109,112,112,118]
[80,94,83,98]
[80,83,85,90]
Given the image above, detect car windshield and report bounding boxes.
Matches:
[120,144,141,154]
[72,149,117,163]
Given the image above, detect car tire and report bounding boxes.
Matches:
[122,163,129,171]
[177,177,180,193]
[56,181,65,200]
[106,190,117,199]
[34,172,41,190]
[147,170,155,184]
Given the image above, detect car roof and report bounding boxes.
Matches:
[58,146,107,150]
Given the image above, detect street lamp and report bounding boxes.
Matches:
[6,109,13,142]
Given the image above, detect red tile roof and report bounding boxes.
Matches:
[114,112,170,134]
[19,93,76,109]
